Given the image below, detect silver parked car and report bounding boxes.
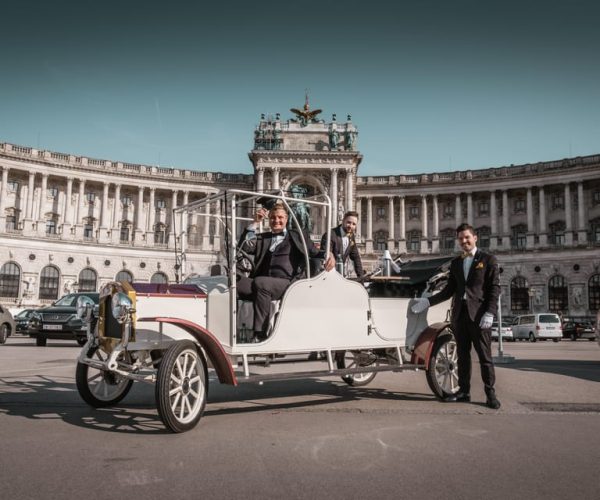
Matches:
[0,304,16,344]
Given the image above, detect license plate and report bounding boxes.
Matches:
[43,324,62,331]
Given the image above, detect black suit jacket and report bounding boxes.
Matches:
[320,226,364,277]
[428,249,500,324]
[239,227,321,280]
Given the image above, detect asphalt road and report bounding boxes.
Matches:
[1,336,599,500]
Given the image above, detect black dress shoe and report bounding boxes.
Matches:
[444,392,471,403]
[486,395,501,409]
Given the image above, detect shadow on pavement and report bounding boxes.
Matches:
[501,359,600,383]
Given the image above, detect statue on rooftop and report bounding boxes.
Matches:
[290,93,322,127]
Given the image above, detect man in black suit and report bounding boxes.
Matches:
[238,203,334,341]
[320,210,365,278]
[411,223,501,409]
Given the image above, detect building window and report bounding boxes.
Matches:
[154,223,167,244]
[408,206,420,220]
[443,204,454,219]
[511,224,527,249]
[83,223,94,239]
[514,199,526,214]
[39,265,60,300]
[441,229,455,252]
[589,274,600,311]
[78,268,97,292]
[478,202,489,217]
[548,275,568,313]
[510,276,529,313]
[374,230,388,251]
[589,218,600,243]
[151,272,168,284]
[549,221,565,246]
[115,270,133,283]
[121,195,132,207]
[551,193,564,210]
[120,222,131,243]
[45,219,57,235]
[375,206,386,220]
[593,191,600,206]
[156,198,166,209]
[477,226,490,249]
[0,262,20,297]
[47,187,58,199]
[7,180,19,192]
[407,230,421,252]
[187,225,200,247]
[5,215,17,232]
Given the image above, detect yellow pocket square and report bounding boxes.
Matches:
[475,262,484,269]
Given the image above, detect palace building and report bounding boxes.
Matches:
[1,101,599,319]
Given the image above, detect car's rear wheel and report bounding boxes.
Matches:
[0,323,9,344]
[528,333,536,342]
[76,346,133,407]
[336,350,378,386]
[36,335,47,347]
[156,341,208,433]
[426,334,460,399]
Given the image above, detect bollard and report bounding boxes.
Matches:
[493,292,515,364]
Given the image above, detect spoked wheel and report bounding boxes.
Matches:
[76,346,133,407]
[156,341,208,433]
[426,334,459,399]
[336,350,378,387]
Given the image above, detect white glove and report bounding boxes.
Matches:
[411,298,430,314]
[479,312,494,329]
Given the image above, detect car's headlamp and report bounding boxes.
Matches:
[76,295,96,322]
[111,292,133,324]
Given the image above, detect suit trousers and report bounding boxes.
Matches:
[453,301,496,396]
[237,275,290,333]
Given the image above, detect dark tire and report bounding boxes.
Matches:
[336,350,378,387]
[76,346,133,407]
[426,334,459,399]
[553,338,560,343]
[156,341,208,433]
[76,337,87,346]
[36,335,47,347]
[570,333,577,341]
[528,332,536,343]
[0,323,9,344]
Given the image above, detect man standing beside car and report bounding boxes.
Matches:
[411,223,502,409]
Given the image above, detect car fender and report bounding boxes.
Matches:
[411,321,452,368]
[139,317,237,386]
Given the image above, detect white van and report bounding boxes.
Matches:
[512,313,562,342]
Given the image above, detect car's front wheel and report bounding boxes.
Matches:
[426,333,459,399]
[76,346,133,407]
[35,335,47,347]
[156,341,208,433]
[528,333,536,343]
[0,323,9,344]
[336,350,378,387]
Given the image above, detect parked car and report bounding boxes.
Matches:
[562,319,596,341]
[0,304,16,344]
[491,320,513,341]
[14,308,37,334]
[29,292,99,346]
[512,313,562,342]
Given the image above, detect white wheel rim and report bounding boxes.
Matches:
[344,352,375,383]
[433,340,459,394]
[87,349,130,401]
[168,349,205,424]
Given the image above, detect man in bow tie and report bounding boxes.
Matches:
[411,223,501,409]
[320,211,365,278]
[238,203,335,341]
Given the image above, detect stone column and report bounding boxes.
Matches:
[133,185,144,244]
[256,167,264,191]
[74,179,86,237]
[501,190,510,249]
[490,191,497,250]
[0,167,8,230]
[538,186,547,247]
[387,196,395,252]
[467,193,473,226]
[110,183,121,244]
[212,199,221,249]
[181,191,190,251]
[202,194,211,250]
[99,182,110,243]
[61,177,73,238]
[564,183,573,245]
[346,169,354,211]
[147,188,156,243]
[23,172,36,234]
[431,194,440,253]
[38,174,48,222]
[366,196,373,254]
[455,194,462,251]
[168,190,178,249]
[577,181,587,244]
[330,168,338,224]
[398,195,406,254]
[526,187,534,248]
[355,197,362,240]
[272,167,280,191]
[420,195,429,254]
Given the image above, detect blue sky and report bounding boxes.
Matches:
[1,0,599,175]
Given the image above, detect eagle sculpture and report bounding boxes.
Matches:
[290,94,322,126]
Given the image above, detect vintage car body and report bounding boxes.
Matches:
[75,189,457,433]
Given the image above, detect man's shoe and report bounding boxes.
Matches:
[444,392,470,403]
[486,395,501,409]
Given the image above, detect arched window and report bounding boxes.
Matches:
[40,265,60,300]
[0,262,20,297]
[510,276,529,313]
[150,272,168,284]
[78,268,97,292]
[548,275,568,313]
[115,270,133,283]
[589,274,600,311]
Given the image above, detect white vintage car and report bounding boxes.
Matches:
[75,189,457,432]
